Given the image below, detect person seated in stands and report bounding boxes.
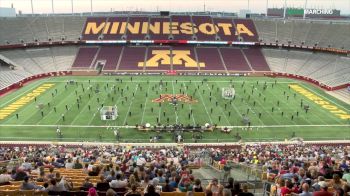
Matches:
[82,177,94,190]
[154,170,165,183]
[89,166,100,176]
[339,160,349,171]
[140,174,152,189]
[106,188,117,196]
[109,173,127,189]
[222,188,232,196]
[46,167,55,179]
[205,189,213,196]
[129,174,140,188]
[267,164,279,180]
[58,172,73,191]
[162,178,175,192]
[312,181,333,196]
[329,173,346,189]
[231,182,243,196]
[65,158,74,169]
[14,168,28,181]
[178,176,193,192]
[96,174,110,191]
[21,158,33,171]
[83,163,89,174]
[88,161,95,171]
[225,177,235,190]
[312,176,325,192]
[102,165,111,178]
[115,165,123,175]
[47,178,65,192]
[0,169,13,185]
[280,179,293,196]
[342,169,350,183]
[193,179,203,192]
[206,178,223,196]
[21,176,42,190]
[73,159,83,169]
[88,187,99,196]
[125,184,142,196]
[295,183,312,196]
[144,184,160,196]
[168,172,179,188]
[43,158,53,168]
[52,158,65,168]
[106,170,117,182]
[36,170,46,182]
[237,183,254,196]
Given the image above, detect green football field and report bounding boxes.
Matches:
[0,76,349,143]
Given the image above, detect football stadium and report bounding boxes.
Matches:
[0,0,349,195]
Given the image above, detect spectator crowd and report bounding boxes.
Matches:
[0,143,349,196]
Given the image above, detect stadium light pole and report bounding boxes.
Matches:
[303,0,308,19]
[90,0,93,15]
[52,0,54,14]
[71,0,74,15]
[31,0,34,15]
[283,0,287,19]
[266,0,269,17]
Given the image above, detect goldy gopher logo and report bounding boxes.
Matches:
[152,94,198,103]
[138,50,205,68]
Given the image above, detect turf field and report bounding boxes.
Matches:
[0,76,349,143]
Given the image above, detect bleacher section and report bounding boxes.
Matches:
[0,46,77,89]
[71,46,270,73]
[263,48,350,87]
[0,16,86,44]
[254,19,350,49]
[0,16,349,50]
[327,88,350,104]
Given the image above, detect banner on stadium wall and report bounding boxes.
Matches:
[81,17,258,42]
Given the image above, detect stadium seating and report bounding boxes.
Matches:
[220,48,251,71]
[0,16,349,49]
[0,46,77,89]
[0,17,86,44]
[195,47,225,71]
[118,46,146,71]
[70,46,270,73]
[71,47,98,69]
[263,48,350,87]
[254,19,350,49]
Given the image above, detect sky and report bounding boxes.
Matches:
[0,0,349,15]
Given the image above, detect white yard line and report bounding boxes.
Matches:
[122,84,139,125]
[158,105,162,123]
[193,83,213,124]
[140,83,151,124]
[70,87,99,125]
[205,84,231,125]
[248,83,295,125]
[181,82,196,125]
[53,86,83,125]
[171,81,179,124]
